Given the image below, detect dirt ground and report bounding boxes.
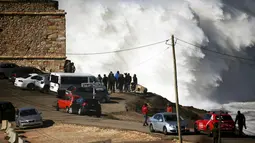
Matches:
[22,124,162,143]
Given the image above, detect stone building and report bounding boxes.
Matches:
[0,0,66,72]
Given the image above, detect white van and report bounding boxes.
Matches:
[49,72,103,93]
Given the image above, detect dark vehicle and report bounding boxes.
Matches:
[9,66,44,83]
[66,86,110,103]
[0,101,16,121]
[0,63,19,79]
[56,96,101,117]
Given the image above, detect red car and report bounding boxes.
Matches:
[194,111,235,136]
[56,93,80,112]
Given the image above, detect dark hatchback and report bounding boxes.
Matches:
[0,101,16,121]
[9,66,44,83]
[0,63,19,79]
[65,97,101,117]
[65,86,110,103]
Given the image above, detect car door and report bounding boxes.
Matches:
[157,114,165,132]
[35,76,43,88]
[152,114,160,131]
[202,114,212,131]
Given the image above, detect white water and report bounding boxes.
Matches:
[58,0,255,134]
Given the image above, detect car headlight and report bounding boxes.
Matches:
[167,124,175,129]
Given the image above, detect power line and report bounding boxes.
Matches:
[175,37,255,63]
[66,39,169,56]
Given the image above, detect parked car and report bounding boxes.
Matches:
[194,110,235,136]
[35,74,50,93]
[14,73,39,90]
[65,86,110,103]
[15,107,43,129]
[0,63,18,79]
[56,94,101,117]
[0,101,16,121]
[148,112,189,135]
[9,66,44,83]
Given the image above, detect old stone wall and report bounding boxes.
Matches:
[0,0,66,72]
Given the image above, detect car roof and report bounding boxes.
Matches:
[50,72,94,77]
[156,112,177,116]
[18,107,37,111]
[0,101,12,104]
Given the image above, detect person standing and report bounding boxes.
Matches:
[115,71,120,90]
[166,103,173,113]
[97,74,102,83]
[235,110,246,136]
[212,123,219,143]
[142,103,149,126]
[102,74,108,89]
[118,74,124,93]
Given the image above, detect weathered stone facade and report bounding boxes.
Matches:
[0,0,66,72]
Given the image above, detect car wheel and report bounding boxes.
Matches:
[163,126,168,135]
[0,73,5,79]
[68,107,73,114]
[65,107,69,113]
[194,123,200,134]
[78,108,83,115]
[27,83,35,90]
[149,124,155,132]
[207,126,212,137]
[56,104,59,111]
[100,97,107,103]
[96,111,101,118]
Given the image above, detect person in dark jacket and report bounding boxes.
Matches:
[108,72,115,93]
[142,103,149,126]
[127,73,132,92]
[212,123,219,143]
[124,73,128,92]
[118,74,124,93]
[97,74,102,83]
[102,74,108,89]
[64,60,71,73]
[235,111,246,136]
[131,74,138,91]
[71,62,76,73]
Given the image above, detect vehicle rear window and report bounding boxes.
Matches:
[20,109,38,116]
[50,75,59,84]
[89,76,99,83]
[0,102,14,110]
[61,77,88,84]
[216,115,233,121]
[22,74,31,78]
[164,114,184,121]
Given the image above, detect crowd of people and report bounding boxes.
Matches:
[97,71,138,93]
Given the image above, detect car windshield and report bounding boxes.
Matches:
[216,115,233,121]
[20,109,38,116]
[164,114,184,121]
[22,74,31,78]
[74,97,85,104]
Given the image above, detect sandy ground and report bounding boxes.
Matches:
[22,124,161,143]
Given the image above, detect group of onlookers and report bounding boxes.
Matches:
[97,71,138,93]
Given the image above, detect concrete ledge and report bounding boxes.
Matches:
[0,11,66,15]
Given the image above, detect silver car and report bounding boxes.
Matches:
[148,112,189,135]
[15,107,43,129]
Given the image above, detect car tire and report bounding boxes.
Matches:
[56,104,59,111]
[163,126,168,135]
[194,123,200,134]
[100,97,107,103]
[78,108,83,115]
[0,73,5,79]
[27,83,35,90]
[96,111,101,118]
[149,124,155,132]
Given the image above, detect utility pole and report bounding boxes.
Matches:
[171,35,182,143]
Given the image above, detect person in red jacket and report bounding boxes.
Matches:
[142,103,149,126]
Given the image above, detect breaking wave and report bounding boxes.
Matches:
[58,0,255,111]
